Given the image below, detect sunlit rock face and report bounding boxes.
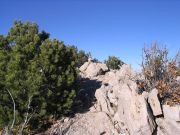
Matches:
[47,61,180,135]
[148,88,163,116]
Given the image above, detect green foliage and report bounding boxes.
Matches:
[66,45,90,67]
[104,56,124,70]
[0,21,78,133]
[77,50,90,67]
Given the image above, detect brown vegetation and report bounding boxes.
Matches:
[141,44,180,105]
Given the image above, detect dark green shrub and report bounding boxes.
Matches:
[77,50,90,67]
[0,21,78,134]
[66,46,90,67]
[104,56,124,70]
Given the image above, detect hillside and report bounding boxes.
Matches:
[0,21,180,135]
[44,59,180,135]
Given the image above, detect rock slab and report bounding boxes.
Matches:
[148,88,162,116]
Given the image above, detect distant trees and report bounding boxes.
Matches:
[104,56,124,70]
[0,21,80,134]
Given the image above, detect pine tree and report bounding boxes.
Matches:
[0,21,78,133]
[104,56,124,70]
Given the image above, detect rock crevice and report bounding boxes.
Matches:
[47,61,180,135]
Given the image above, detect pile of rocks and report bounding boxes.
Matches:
[47,60,180,135]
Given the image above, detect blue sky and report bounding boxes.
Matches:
[0,0,180,70]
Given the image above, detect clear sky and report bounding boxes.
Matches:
[0,0,180,70]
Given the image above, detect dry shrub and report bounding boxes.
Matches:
[175,50,180,76]
[141,43,180,105]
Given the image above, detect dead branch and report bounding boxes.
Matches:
[6,89,16,129]
[19,96,32,135]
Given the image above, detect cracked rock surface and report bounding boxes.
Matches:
[46,61,180,135]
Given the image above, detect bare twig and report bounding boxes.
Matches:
[6,89,16,129]
[19,96,32,135]
[141,44,180,105]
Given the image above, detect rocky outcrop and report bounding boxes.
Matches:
[163,105,180,121]
[148,88,162,116]
[156,118,180,135]
[47,61,180,135]
[155,105,180,135]
[116,84,156,135]
[95,85,115,115]
[79,58,108,77]
[46,112,118,135]
[92,64,156,135]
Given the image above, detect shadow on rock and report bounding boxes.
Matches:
[72,77,102,114]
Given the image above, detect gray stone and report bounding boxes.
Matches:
[176,76,180,81]
[97,63,109,72]
[163,105,180,122]
[95,85,115,115]
[82,62,108,77]
[48,112,119,135]
[79,61,90,72]
[156,118,180,135]
[148,88,162,116]
[117,84,156,135]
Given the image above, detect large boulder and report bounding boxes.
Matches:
[98,63,109,72]
[176,76,180,81]
[155,105,180,135]
[148,88,162,116]
[117,64,135,81]
[79,61,90,73]
[94,65,156,135]
[95,85,115,115]
[117,83,156,135]
[80,61,109,77]
[163,105,180,122]
[156,118,180,135]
